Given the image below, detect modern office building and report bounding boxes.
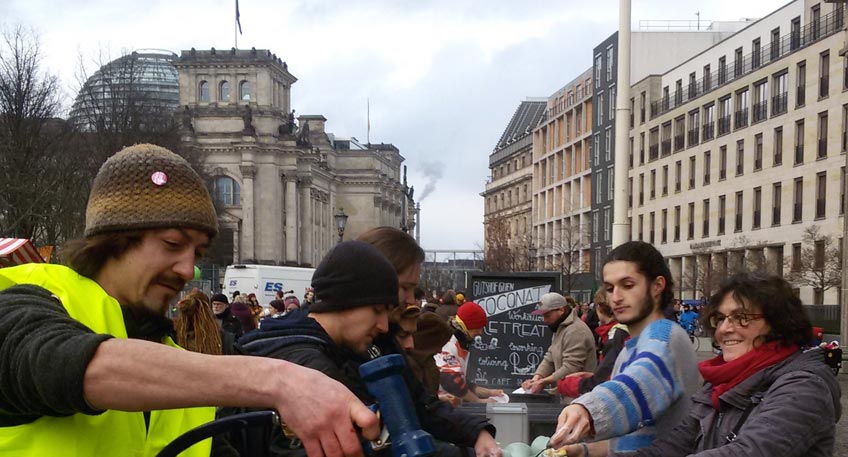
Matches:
[531,69,595,299]
[628,0,847,303]
[175,48,414,267]
[590,24,751,279]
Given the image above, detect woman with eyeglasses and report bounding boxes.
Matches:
[619,272,841,457]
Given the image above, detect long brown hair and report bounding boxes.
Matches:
[62,230,146,279]
[174,289,223,355]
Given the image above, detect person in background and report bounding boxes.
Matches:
[679,304,699,337]
[455,292,466,305]
[522,293,597,395]
[246,293,263,326]
[174,289,226,355]
[551,241,701,456]
[436,302,504,403]
[622,273,841,457]
[414,287,426,308]
[301,288,314,315]
[436,289,459,320]
[282,293,301,313]
[231,295,257,334]
[557,290,629,398]
[212,293,244,339]
[409,312,458,405]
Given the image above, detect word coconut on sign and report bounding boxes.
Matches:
[466,272,560,390]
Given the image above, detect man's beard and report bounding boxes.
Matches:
[618,290,656,326]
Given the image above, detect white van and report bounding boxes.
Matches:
[222,264,315,304]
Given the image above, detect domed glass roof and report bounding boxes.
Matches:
[69,49,179,131]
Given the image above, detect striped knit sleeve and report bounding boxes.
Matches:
[571,319,684,440]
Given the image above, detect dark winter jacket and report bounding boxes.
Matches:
[625,347,842,457]
[215,307,243,339]
[237,312,494,456]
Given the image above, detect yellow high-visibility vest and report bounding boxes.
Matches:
[0,263,214,457]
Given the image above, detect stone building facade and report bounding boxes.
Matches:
[175,48,413,267]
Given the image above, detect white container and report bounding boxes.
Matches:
[487,403,529,445]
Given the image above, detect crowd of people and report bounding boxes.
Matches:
[0,143,842,457]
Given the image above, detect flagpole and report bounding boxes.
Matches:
[235,0,238,49]
[367,98,371,145]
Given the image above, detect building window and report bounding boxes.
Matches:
[820,51,830,99]
[718,195,726,234]
[640,132,646,164]
[818,111,828,159]
[606,47,614,81]
[607,166,614,200]
[797,61,806,107]
[736,140,744,176]
[842,167,846,216]
[791,16,801,51]
[598,92,604,125]
[688,202,695,240]
[773,182,782,226]
[844,54,848,91]
[792,242,802,271]
[688,109,700,147]
[718,96,731,135]
[629,177,633,208]
[650,169,656,200]
[734,191,743,232]
[610,86,616,120]
[638,214,644,241]
[675,160,682,193]
[593,210,599,243]
[674,116,685,151]
[753,80,768,123]
[597,172,603,204]
[719,146,727,180]
[703,103,715,140]
[770,28,780,60]
[239,80,250,100]
[843,104,848,153]
[649,212,656,244]
[793,177,803,223]
[719,56,727,85]
[595,55,602,87]
[773,71,788,115]
[674,205,681,242]
[649,128,659,160]
[662,165,669,195]
[753,187,762,229]
[754,134,763,171]
[689,156,696,190]
[661,208,668,243]
[662,122,672,156]
[639,173,644,206]
[640,91,646,124]
[605,129,612,161]
[816,171,826,219]
[795,120,805,165]
[774,127,784,166]
[734,89,749,129]
[199,80,210,102]
[702,199,710,237]
[219,81,230,101]
[604,207,611,241]
[213,176,241,206]
[752,38,761,69]
[734,47,743,79]
[704,151,711,185]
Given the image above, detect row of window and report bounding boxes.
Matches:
[492,152,532,180]
[633,170,843,245]
[631,105,848,204]
[486,183,531,212]
[198,80,250,103]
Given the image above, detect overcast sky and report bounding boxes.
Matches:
[4,0,781,251]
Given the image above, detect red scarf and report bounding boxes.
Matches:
[594,321,616,346]
[698,340,798,410]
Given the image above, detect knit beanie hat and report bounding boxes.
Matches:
[310,240,399,313]
[85,144,218,238]
[269,299,286,312]
[456,302,487,330]
[210,293,229,304]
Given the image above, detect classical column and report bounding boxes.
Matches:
[232,227,241,264]
[299,176,314,266]
[284,172,298,264]
[239,165,256,262]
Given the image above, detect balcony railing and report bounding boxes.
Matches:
[734,108,749,129]
[687,128,699,147]
[772,93,788,115]
[702,123,715,140]
[773,207,781,225]
[647,9,843,119]
[752,102,768,123]
[718,116,731,136]
[674,134,685,151]
[661,139,671,156]
[649,144,659,161]
[818,139,827,158]
[793,203,802,222]
[795,145,804,164]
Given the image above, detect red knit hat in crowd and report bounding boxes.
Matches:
[456,302,487,329]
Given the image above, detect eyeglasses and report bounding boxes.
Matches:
[708,312,764,328]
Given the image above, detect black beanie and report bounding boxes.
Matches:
[310,240,399,313]
[211,293,229,304]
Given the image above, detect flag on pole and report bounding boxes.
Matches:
[236,0,243,35]
[367,98,371,144]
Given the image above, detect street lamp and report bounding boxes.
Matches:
[334,208,348,244]
[528,244,538,271]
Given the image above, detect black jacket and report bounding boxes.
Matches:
[237,313,494,455]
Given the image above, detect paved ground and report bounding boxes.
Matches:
[694,342,847,455]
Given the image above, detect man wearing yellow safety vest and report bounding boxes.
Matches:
[0,144,379,457]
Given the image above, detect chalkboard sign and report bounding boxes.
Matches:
[466,272,561,390]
